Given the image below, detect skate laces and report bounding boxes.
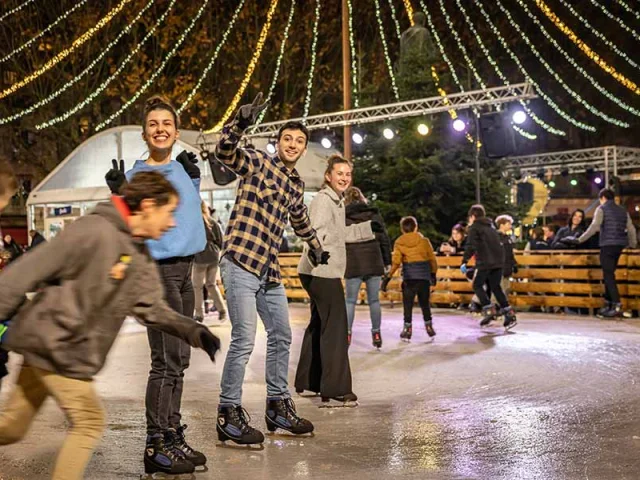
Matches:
[284,398,303,423]
[153,437,184,463]
[176,425,196,455]
[232,406,255,433]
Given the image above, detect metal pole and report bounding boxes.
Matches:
[474,114,481,204]
[604,147,609,187]
[613,145,618,178]
[342,0,352,161]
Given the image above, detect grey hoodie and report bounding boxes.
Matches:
[0,200,209,379]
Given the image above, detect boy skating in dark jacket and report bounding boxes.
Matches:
[0,172,220,479]
[461,205,516,330]
[495,214,517,296]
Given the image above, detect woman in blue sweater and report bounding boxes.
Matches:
[105,96,206,475]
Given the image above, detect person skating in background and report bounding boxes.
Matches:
[192,202,226,323]
[495,215,518,297]
[27,229,47,250]
[383,216,438,341]
[564,188,638,318]
[104,95,208,471]
[296,156,374,406]
[460,205,517,330]
[0,159,18,392]
[344,186,392,349]
[0,172,220,480]
[213,93,325,445]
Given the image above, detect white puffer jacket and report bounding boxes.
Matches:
[298,187,374,279]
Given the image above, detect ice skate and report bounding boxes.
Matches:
[143,434,195,479]
[596,302,612,317]
[600,302,624,319]
[469,301,482,316]
[424,321,436,338]
[319,393,359,409]
[479,304,497,327]
[372,331,382,349]
[265,398,314,437]
[216,405,265,450]
[399,324,412,342]
[165,425,207,471]
[501,306,517,331]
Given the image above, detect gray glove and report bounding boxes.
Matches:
[235,92,270,130]
[190,326,221,362]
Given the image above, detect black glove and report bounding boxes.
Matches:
[381,275,391,293]
[371,220,385,233]
[192,326,221,362]
[308,247,330,267]
[430,273,437,286]
[512,265,519,275]
[563,236,581,246]
[234,92,270,131]
[105,159,126,194]
[176,150,200,179]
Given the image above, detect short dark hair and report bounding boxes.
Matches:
[142,95,180,129]
[468,204,486,219]
[400,216,418,233]
[0,159,17,197]
[599,188,615,201]
[277,121,309,146]
[121,171,179,212]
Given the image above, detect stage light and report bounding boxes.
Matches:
[594,177,603,185]
[352,132,363,144]
[570,179,578,186]
[417,123,430,136]
[452,118,466,132]
[383,128,395,140]
[548,180,556,188]
[321,137,332,149]
[512,110,527,125]
[266,141,276,154]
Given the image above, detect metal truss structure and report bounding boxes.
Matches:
[244,82,536,137]
[506,146,640,185]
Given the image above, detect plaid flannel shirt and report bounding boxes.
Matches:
[214,121,321,283]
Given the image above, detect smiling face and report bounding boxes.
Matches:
[277,128,308,166]
[571,210,584,227]
[325,161,353,195]
[142,109,179,155]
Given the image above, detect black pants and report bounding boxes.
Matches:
[0,347,8,392]
[295,275,353,398]
[473,268,509,309]
[402,279,432,325]
[145,257,195,435]
[600,245,625,304]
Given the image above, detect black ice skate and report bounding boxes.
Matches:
[165,425,207,470]
[265,397,314,436]
[469,301,482,315]
[400,324,412,342]
[501,306,517,331]
[600,302,623,319]
[216,405,265,449]
[320,392,359,408]
[479,305,497,327]
[143,434,195,479]
[425,321,436,338]
[372,331,382,349]
[597,302,612,317]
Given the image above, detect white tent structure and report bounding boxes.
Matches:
[27,126,334,238]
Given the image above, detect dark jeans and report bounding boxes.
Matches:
[145,257,195,435]
[473,268,509,309]
[402,279,432,325]
[600,245,625,304]
[295,275,353,398]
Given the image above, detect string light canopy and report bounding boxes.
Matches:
[302,0,321,121]
[0,0,37,24]
[346,0,359,108]
[373,0,399,101]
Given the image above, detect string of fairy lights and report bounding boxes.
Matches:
[554,0,640,72]
[373,0,399,102]
[515,0,640,118]
[588,0,640,43]
[36,0,177,130]
[386,0,403,41]
[615,0,640,21]
[453,0,565,136]
[0,0,88,64]
[0,0,37,24]
[302,0,321,121]
[0,0,133,101]
[401,0,414,24]
[208,0,280,132]
[0,0,155,126]
[437,0,537,140]
[177,0,248,115]
[472,0,596,132]
[95,0,210,131]
[534,0,640,96]
[347,0,359,108]
[252,0,296,128]
[494,0,628,127]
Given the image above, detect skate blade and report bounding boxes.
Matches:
[319,401,359,409]
[504,322,518,331]
[140,473,196,480]
[296,391,322,398]
[216,440,265,451]
[266,430,315,438]
[400,338,411,343]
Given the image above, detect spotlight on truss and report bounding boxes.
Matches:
[512,110,527,125]
[383,128,395,140]
[452,118,466,132]
[352,132,364,144]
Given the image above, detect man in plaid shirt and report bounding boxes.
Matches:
[211,94,329,446]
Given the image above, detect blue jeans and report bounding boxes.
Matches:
[218,255,292,406]
[345,276,382,333]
